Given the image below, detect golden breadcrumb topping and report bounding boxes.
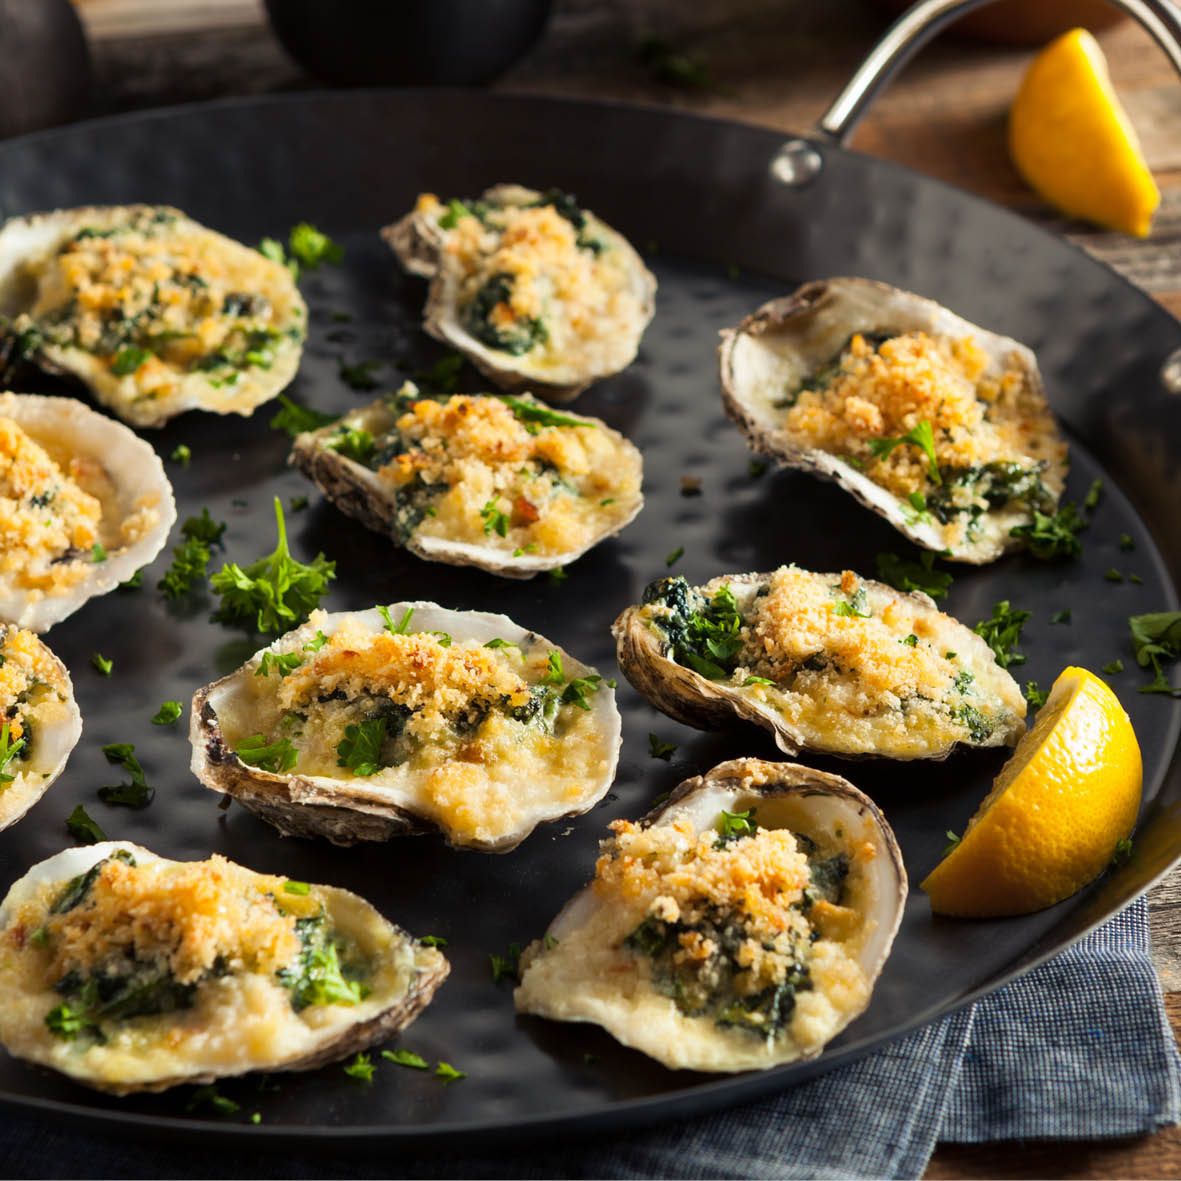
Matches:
[0,625,69,747]
[377,394,640,555]
[39,856,304,986]
[784,332,1057,499]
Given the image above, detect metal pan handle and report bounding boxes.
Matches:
[814,0,1181,146]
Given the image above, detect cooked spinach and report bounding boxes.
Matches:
[277,915,366,1011]
[643,577,744,681]
[462,273,547,356]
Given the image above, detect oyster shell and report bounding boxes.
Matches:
[0,624,81,831]
[614,567,1026,760]
[0,392,175,631]
[191,603,622,851]
[0,841,447,1094]
[0,205,306,428]
[515,757,907,1073]
[719,278,1069,563]
[384,185,656,401]
[290,383,644,578]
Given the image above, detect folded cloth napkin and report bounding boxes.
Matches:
[1,897,1176,1181]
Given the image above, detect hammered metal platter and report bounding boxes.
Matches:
[0,91,1177,1144]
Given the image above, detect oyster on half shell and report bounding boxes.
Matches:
[290,383,644,578]
[0,842,448,1094]
[0,624,81,832]
[0,393,175,631]
[191,603,622,852]
[384,185,656,401]
[516,757,907,1073]
[614,567,1026,761]
[0,205,306,428]
[719,278,1069,563]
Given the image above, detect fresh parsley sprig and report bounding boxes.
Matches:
[98,743,154,808]
[974,601,1031,669]
[211,498,335,634]
[269,394,336,438]
[866,419,941,484]
[875,550,953,601]
[0,723,26,785]
[1129,611,1181,697]
[234,734,299,773]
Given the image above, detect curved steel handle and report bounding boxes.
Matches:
[815,0,1181,145]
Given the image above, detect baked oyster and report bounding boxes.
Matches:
[719,278,1069,563]
[0,624,82,831]
[0,842,447,1094]
[0,392,175,631]
[0,205,306,428]
[516,757,906,1072]
[614,567,1026,760]
[384,185,656,401]
[290,382,643,578]
[191,603,622,851]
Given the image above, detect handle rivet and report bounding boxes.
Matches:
[1162,348,1181,395]
[771,139,823,188]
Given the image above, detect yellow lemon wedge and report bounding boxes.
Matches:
[922,666,1142,918]
[1008,27,1160,237]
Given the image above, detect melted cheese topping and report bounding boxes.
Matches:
[516,809,876,1070]
[375,393,641,556]
[418,191,646,376]
[0,415,160,601]
[14,207,303,417]
[784,332,1066,550]
[0,624,71,751]
[225,613,614,847]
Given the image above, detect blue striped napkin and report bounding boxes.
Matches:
[1,897,1176,1180]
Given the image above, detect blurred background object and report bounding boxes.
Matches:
[874,0,1126,44]
[263,0,554,86]
[0,0,92,138]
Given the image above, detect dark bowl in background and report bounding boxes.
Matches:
[264,0,554,87]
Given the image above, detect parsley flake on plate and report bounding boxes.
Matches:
[974,601,1031,669]
[269,394,336,438]
[65,804,107,845]
[98,742,154,808]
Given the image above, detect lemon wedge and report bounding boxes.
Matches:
[922,666,1142,918]
[1009,28,1160,237]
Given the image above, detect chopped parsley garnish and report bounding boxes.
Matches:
[91,542,107,563]
[289,495,309,512]
[343,1053,375,1083]
[490,943,522,984]
[665,546,684,568]
[256,651,303,678]
[498,397,590,432]
[414,352,465,393]
[645,578,744,681]
[158,536,211,599]
[833,584,871,618]
[1102,659,1125,675]
[336,718,387,777]
[1050,609,1072,625]
[548,566,568,585]
[234,734,298,773]
[743,674,775,686]
[1104,568,1124,583]
[0,723,26,785]
[211,498,335,634]
[419,935,449,948]
[65,804,107,845]
[327,425,375,465]
[118,569,144,591]
[974,601,1031,669]
[942,830,962,856]
[1024,681,1048,708]
[304,630,329,652]
[716,808,756,843]
[636,35,711,88]
[378,605,414,635]
[283,880,310,895]
[480,500,510,538]
[428,630,452,647]
[182,507,228,548]
[903,490,932,524]
[110,345,153,376]
[1120,533,1136,552]
[1111,837,1134,867]
[269,394,336,437]
[1084,478,1104,512]
[1009,502,1085,560]
[288,223,343,269]
[484,638,520,653]
[169,444,191,466]
[901,634,919,647]
[648,734,677,761]
[435,1062,466,1083]
[45,1003,99,1041]
[875,550,953,601]
[277,917,365,1010]
[98,742,154,808]
[562,674,604,710]
[866,419,941,484]
[338,357,382,391]
[541,651,565,686]
[438,199,474,230]
[91,652,113,676]
[383,1048,429,1070]
[186,1085,241,1116]
[1129,612,1181,697]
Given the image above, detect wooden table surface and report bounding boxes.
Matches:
[57,1,1181,1175]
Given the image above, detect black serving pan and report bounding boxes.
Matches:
[0,0,1179,1148]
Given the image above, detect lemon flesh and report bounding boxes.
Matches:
[922,666,1142,918]
[1009,28,1160,237]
